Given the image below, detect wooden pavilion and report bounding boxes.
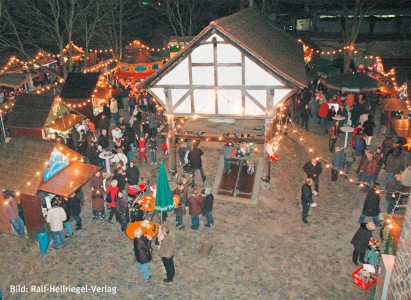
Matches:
[142,8,306,200]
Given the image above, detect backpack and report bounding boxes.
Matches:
[105,192,113,203]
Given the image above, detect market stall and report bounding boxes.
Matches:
[0,137,99,238]
[59,72,100,119]
[7,93,84,139]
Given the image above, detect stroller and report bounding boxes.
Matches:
[127,184,147,222]
[183,163,193,174]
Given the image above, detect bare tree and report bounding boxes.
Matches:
[76,0,109,55]
[338,0,380,72]
[150,0,205,45]
[9,0,80,78]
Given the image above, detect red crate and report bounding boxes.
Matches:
[351,266,377,290]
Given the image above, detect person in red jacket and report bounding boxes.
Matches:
[106,179,119,223]
[137,134,149,165]
[317,101,329,128]
[187,188,203,230]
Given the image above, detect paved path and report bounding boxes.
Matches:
[0,121,380,299]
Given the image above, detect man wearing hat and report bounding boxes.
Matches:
[351,222,375,265]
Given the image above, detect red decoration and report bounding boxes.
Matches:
[269,154,279,162]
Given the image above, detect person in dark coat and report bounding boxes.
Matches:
[66,133,76,151]
[301,178,314,224]
[358,188,382,226]
[351,222,375,265]
[86,142,100,166]
[331,146,346,181]
[386,174,404,214]
[115,191,129,232]
[98,113,110,132]
[325,106,336,133]
[336,104,348,125]
[97,129,110,151]
[77,135,88,157]
[329,120,340,152]
[71,128,80,150]
[303,158,322,194]
[384,147,405,184]
[203,187,214,227]
[133,227,152,281]
[362,115,375,146]
[300,104,311,130]
[173,184,186,230]
[187,144,206,185]
[113,167,127,195]
[126,161,140,186]
[128,94,136,115]
[66,193,82,230]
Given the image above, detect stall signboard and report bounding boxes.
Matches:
[43,147,69,181]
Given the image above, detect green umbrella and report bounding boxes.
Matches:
[308,58,333,67]
[155,162,174,222]
[324,73,383,93]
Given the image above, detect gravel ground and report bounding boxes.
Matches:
[0,120,382,300]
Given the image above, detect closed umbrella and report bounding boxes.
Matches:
[324,73,383,92]
[154,162,174,222]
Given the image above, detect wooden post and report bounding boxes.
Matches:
[167,115,177,175]
[261,118,272,182]
[213,37,219,114]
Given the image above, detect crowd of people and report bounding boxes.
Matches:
[38,94,215,283]
[297,79,409,267]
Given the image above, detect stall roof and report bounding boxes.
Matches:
[0,73,27,88]
[7,94,55,129]
[60,72,100,99]
[0,137,84,196]
[39,161,100,197]
[44,113,85,132]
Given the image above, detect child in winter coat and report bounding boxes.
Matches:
[137,134,149,165]
[91,188,105,221]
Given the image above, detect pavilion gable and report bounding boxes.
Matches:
[144,8,305,118]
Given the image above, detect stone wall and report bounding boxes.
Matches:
[387,199,411,299]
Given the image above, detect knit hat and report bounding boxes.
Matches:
[366,222,376,231]
[111,179,118,187]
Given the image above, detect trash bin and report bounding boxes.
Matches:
[35,226,50,256]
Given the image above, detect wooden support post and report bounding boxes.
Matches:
[261,118,272,182]
[213,37,219,114]
[167,115,177,175]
